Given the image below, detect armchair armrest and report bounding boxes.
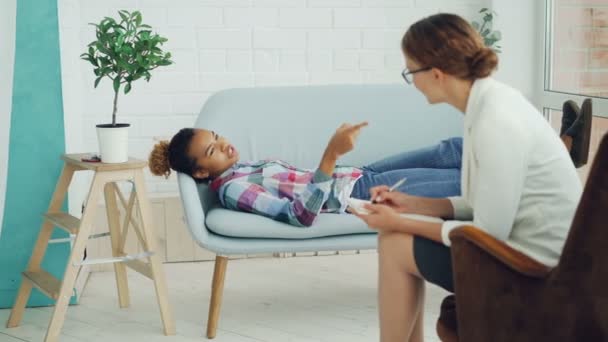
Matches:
[449,225,552,279]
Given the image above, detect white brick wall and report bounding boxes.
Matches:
[59,0,488,197]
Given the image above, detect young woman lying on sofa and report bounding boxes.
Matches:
[148,107,586,228]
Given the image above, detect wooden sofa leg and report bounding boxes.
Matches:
[207,256,228,339]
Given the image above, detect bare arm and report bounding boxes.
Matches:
[318,122,368,176]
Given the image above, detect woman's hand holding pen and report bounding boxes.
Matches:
[369,185,419,214]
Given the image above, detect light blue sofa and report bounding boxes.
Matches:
[177,84,463,338]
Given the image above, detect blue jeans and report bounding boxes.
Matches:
[350,137,463,199]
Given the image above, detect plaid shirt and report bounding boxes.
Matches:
[209,160,363,227]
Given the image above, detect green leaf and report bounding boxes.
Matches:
[471,21,480,30]
[117,34,125,47]
[134,12,142,26]
[119,11,129,22]
[94,76,103,88]
[104,66,115,75]
[124,82,132,94]
[96,42,111,55]
[113,77,121,93]
[117,59,130,70]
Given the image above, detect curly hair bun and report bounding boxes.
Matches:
[148,140,172,178]
[470,47,498,78]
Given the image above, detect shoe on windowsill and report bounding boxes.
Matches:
[561,100,580,137]
[566,98,593,168]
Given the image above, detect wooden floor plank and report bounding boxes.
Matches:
[0,254,444,342]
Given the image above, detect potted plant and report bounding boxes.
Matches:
[80,10,173,163]
[472,8,502,53]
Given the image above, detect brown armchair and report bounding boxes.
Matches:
[437,132,608,342]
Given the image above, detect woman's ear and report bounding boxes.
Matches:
[192,169,210,180]
[431,67,444,83]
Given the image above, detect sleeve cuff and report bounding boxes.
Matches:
[448,196,473,220]
[441,220,472,246]
[313,169,333,183]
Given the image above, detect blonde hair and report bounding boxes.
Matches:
[148,140,172,178]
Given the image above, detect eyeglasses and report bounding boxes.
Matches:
[401,67,432,84]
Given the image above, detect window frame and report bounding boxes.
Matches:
[538,0,608,119]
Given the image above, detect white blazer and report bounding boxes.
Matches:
[441,77,582,267]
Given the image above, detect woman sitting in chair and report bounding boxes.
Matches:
[349,13,584,342]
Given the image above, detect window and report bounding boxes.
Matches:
[540,0,608,179]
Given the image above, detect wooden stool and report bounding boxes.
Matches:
[6,154,176,342]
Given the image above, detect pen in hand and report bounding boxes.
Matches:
[371,177,407,204]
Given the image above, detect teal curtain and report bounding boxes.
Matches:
[0,0,73,308]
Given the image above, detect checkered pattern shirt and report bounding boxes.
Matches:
[209,160,363,227]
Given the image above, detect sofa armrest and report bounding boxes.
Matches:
[177,172,211,245]
[449,225,552,279]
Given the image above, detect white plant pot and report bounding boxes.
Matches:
[96,123,130,163]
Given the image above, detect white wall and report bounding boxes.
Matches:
[59,0,90,216]
[0,0,16,236]
[59,0,494,198]
[491,0,541,104]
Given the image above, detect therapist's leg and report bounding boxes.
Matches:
[362,137,463,173]
[378,232,425,342]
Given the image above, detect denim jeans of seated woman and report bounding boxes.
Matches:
[350,137,463,200]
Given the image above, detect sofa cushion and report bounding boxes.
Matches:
[206,207,373,239]
[205,206,445,239]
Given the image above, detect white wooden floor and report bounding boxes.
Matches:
[0,254,448,342]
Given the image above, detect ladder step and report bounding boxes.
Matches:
[44,212,80,234]
[73,252,154,266]
[23,270,61,300]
